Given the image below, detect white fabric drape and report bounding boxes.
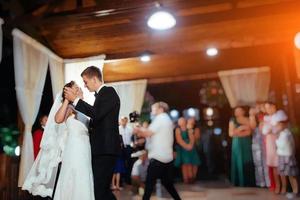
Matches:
[218,67,270,108]
[64,55,105,105]
[13,29,49,186]
[49,55,64,100]
[108,79,147,119]
[0,18,3,63]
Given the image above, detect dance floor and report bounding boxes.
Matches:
[114,180,293,200]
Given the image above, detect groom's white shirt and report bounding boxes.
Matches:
[73,84,106,106]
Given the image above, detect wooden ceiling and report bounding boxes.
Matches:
[4,0,300,82]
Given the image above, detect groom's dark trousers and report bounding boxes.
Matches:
[92,155,117,200]
[75,86,121,200]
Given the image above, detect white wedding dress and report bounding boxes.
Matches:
[53,114,94,200]
[22,93,94,200]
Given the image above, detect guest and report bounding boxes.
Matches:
[229,106,255,187]
[249,107,269,187]
[262,102,281,193]
[133,101,181,200]
[174,117,201,183]
[187,117,201,180]
[33,114,48,159]
[274,111,299,196]
[199,125,215,178]
[131,150,149,195]
[119,116,134,184]
[111,134,126,190]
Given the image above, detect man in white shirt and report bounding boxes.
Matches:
[119,116,134,184]
[119,117,133,146]
[134,102,181,200]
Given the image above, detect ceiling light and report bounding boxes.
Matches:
[147,11,176,30]
[295,32,300,49]
[187,108,196,117]
[206,48,218,57]
[206,107,214,117]
[140,54,151,62]
[170,109,179,119]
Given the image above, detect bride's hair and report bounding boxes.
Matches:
[62,81,75,102]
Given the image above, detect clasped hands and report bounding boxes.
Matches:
[64,87,83,103]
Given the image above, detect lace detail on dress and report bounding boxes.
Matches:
[22,92,68,197]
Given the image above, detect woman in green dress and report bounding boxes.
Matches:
[229,107,255,187]
[175,117,201,183]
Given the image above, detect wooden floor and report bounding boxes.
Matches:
[114,180,297,200]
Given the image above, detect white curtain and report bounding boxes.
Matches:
[64,55,105,105]
[108,79,147,119]
[218,67,270,108]
[49,55,64,100]
[0,18,4,63]
[13,29,49,186]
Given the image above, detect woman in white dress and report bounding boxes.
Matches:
[22,81,94,200]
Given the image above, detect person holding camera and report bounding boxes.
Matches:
[133,102,181,200]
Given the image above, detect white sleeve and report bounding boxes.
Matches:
[72,97,80,107]
[276,132,289,149]
[148,118,160,134]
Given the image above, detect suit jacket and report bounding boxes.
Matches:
[75,86,121,156]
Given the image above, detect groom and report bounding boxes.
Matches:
[64,66,121,200]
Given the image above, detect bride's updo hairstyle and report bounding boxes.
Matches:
[62,81,75,102]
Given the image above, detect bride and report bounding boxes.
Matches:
[22,81,94,200]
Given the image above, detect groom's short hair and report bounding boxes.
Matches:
[81,66,102,82]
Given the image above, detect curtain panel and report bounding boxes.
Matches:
[13,29,49,186]
[108,79,147,119]
[218,67,270,108]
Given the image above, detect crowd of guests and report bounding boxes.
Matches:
[229,102,299,198]
[110,100,299,199]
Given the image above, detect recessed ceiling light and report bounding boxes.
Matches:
[147,11,176,30]
[206,48,218,57]
[140,54,151,62]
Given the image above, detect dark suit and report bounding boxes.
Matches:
[75,86,121,200]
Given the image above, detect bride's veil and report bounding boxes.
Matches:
[22,92,68,197]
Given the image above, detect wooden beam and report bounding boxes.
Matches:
[103,43,287,82]
[148,73,218,85]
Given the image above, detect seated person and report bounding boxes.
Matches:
[131,150,149,195]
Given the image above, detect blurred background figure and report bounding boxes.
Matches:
[131,150,149,196]
[229,107,255,187]
[249,105,269,188]
[32,114,48,160]
[119,116,134,185]
[187,117,201,180]
[112,134,126,191]
[274,111,299,197]
[263,102,281,193]
[174,117,201,184]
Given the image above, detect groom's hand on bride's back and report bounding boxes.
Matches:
[64,87,77,102]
